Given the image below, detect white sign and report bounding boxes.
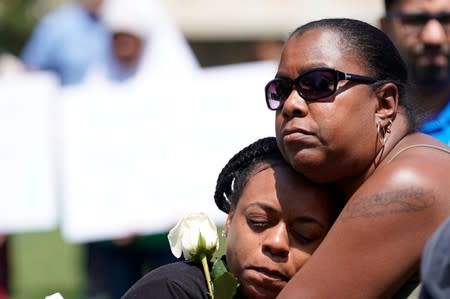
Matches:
[59,61,277,242]
[0,72,59,233]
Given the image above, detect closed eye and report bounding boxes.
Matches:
[247,218,270,231]
[289,229,316,244]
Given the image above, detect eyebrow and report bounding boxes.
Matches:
[245,202,326,229]
[295,216,326,229]
[245,202,278,213]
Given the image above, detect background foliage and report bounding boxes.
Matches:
[0,0,64,56]
[0,1,36,55]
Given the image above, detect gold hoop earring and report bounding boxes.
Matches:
[377,121,385,146]
[377,119,394,146]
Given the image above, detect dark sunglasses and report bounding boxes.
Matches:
[386,11,450,33]
[265,67,378,110]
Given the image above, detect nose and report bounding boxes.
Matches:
[420,18,447,45]
[280,89,308,118]
[262,223,290,261]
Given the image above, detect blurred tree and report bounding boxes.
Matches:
[0,0,66,56]
[0,1,38,55]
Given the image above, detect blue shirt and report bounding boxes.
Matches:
[21,3,110,85]
[420,99,450,145]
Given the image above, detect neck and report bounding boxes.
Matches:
[333,110,411,199]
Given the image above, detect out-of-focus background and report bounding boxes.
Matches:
[0,1,383,299]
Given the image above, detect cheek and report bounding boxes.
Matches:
[226,231,248,279]
[289,248,314,272]
[275,113,283,140]
[226,220,260,275]
[313,96,373,141]
[275,113,290,158]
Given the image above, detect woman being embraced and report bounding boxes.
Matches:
[264,18,450,298]
[122,137,341,299]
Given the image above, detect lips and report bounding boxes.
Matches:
[282,126,315,143]
[415,46,449,66]
[250,266,290,282]
[283,126,312,136]
[417,53,447,66]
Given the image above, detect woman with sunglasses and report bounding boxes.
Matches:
[265,18,450,298]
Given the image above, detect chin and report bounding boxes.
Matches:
[241,285,281,299]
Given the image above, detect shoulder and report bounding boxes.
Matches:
[381,134,448,194]
[344,135,450,223]
[37,4,84,31]
[122,261,209,299]
[340,134,450,240]
[382,135,449,203]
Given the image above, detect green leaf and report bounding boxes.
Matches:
[213,272,239,299]
[211,258,228,280]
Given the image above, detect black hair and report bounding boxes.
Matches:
[289,18,416,131]
[214,137,285,213]
[384,0,398,12]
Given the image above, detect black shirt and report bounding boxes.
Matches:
[121,261,209,299]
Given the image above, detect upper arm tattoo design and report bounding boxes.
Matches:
[340,187,435,221]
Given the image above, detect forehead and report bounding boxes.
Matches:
[393,0,450,11]
[239,164,332,216]
[278,28,364,77]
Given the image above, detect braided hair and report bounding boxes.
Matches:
[214,137,285,213]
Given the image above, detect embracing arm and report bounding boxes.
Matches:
[277,150,450,299]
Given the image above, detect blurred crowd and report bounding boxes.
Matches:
[0,1,282,299]
[2,0,182,296]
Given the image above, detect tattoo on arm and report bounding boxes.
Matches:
[340,187,435,221]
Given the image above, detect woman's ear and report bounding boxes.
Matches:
[224,211,234,238]
[375,82,398,123]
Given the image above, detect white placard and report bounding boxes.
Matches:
[60,60,278,242]
[186,60,278,221]
[0,72,59,233]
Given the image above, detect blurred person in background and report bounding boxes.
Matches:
[20,0,109,86]
[418,216,450,299]
[381,0,450,145]
[86,0,151,83]
[84,1,180,298]
[85,0,198,85]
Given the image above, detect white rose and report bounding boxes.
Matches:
[168,212,219,261]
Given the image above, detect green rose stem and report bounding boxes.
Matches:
[201,254,214,299]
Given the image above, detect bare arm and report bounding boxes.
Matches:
[277,149,450,299]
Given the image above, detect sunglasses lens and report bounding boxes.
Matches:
[438,13,450,24]
[265,80,290,110]
[400,13,429,25]
[297,70,336,100]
